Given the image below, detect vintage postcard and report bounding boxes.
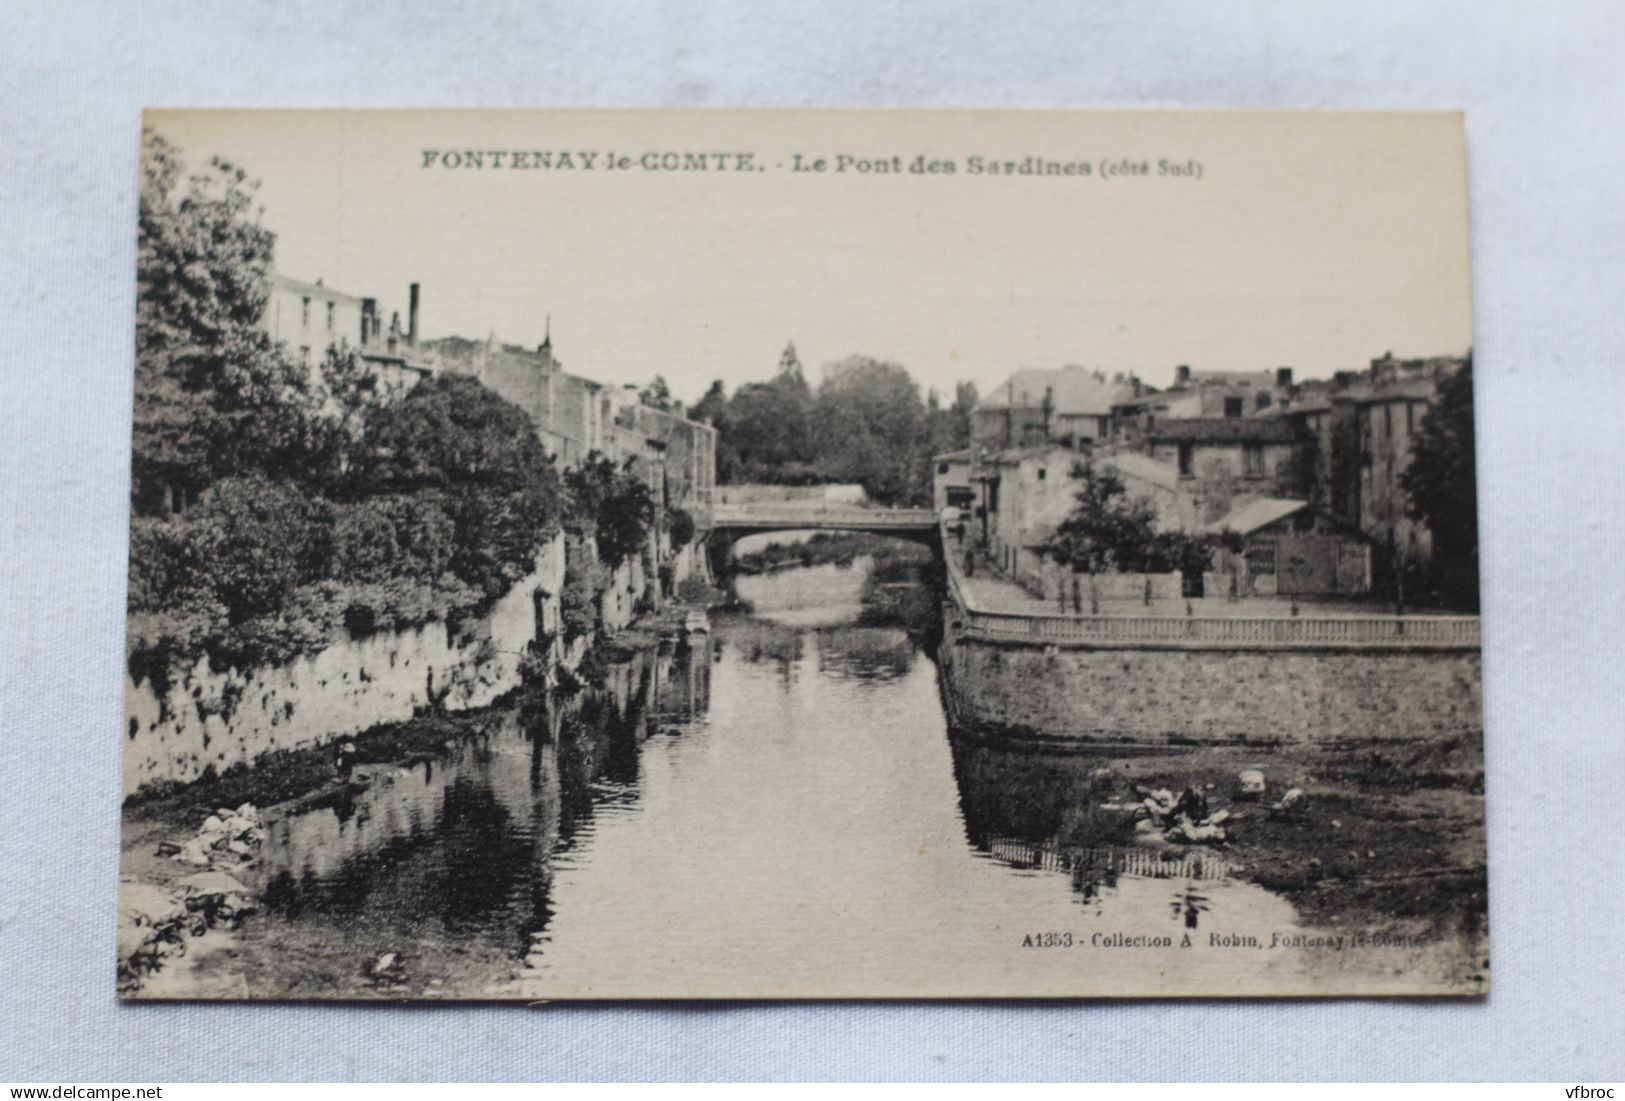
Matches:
[119,109,1485,999]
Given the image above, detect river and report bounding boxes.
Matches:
[177,555,1431,999]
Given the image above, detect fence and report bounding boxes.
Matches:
[942,519,1480,651]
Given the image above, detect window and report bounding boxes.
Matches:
[1223,396,1244,418]
[1243,443,1266,477]
[301,297,311,327]
[1255,391,1271,409]
[1177,443,1193,476]
[1037,468,1047,480]
[1246,544,1276,575]
[1406,402,1416,434]
[299,345,310,369]
[937,462,949,475]
[326,302,335,331]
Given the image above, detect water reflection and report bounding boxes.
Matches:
[227,557,1381,998]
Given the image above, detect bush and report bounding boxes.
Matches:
[667,507,695,547]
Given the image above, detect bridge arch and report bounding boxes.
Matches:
[696,503,942,574]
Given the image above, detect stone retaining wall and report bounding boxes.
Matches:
[938,621,1482,743]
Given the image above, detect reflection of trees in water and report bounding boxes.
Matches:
[715,615,803,682]
[814,625,914,682]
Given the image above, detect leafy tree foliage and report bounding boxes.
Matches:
[639,375,673,410]
[1044,460,1221,575]
[127,133,569,677]
[1401,357,1479,610]
[690,349,976,505]
[562,453,657,568]
[667,507,696,547]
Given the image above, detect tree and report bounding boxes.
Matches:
[1045,461,1163,573]
[1045,460,1220,577]
[353,374,565,602]
[563,453,656,568]
[639,375,673,410]
[132,129,311,515]
[814,355,932,505]
[1402,356,1479,610]
[726,366,817,477]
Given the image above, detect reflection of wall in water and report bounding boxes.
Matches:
[947,737,1090,847]
[249,636,711,942]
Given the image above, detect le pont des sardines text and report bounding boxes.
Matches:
[418,148,1204,180]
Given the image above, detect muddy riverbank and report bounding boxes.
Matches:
[949,729,1488,951]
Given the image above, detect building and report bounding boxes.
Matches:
[430,326,613,467]
[1201,497,1371,598]
[265,273,435,392]
[1352,354,1466,575]
[952,438,1371,601]
[977,444,1086,581]
[610,389,719,510]
[931,449,975,512]
[428,324,716,511]
[972,366,1144,451]
[1110,365,1297,444]
[1140,417,1308,522]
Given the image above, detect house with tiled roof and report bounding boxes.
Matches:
[971,365,1145,451]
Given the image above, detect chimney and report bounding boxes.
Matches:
[407,283,420,343]
[1174,364,1191,388]
[1276,366,1293,388]
[1131,375,1143,398]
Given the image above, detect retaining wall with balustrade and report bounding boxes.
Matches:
[939,521,1483,744]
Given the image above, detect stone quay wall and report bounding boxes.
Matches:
[938,621,1482,744]
[938,520,1482,745]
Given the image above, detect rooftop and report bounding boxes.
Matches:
[1205,497,1310,536]
[269,272,363,303]
[979,365,1142,416]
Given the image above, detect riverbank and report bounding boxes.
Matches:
[950,728,1487,945]
[119,587,724,995]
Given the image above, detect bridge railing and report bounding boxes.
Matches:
[700,503,938,529]
[941,519,1481,650]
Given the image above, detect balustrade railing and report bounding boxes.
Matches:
[940,519,1481,650]
[700,504,938,528]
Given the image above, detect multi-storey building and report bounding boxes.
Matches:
[264,273,435,391]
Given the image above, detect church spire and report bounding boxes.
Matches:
[779,339,803,380]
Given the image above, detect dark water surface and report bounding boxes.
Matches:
[196,558,1442,998]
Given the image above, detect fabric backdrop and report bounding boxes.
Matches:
[1,0,1621,1081]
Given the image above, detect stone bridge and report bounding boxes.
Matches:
[695,502,941,570]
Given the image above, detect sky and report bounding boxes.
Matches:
[146,109,1474,405]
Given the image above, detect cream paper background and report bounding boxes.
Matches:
[2,0,1622,1080]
